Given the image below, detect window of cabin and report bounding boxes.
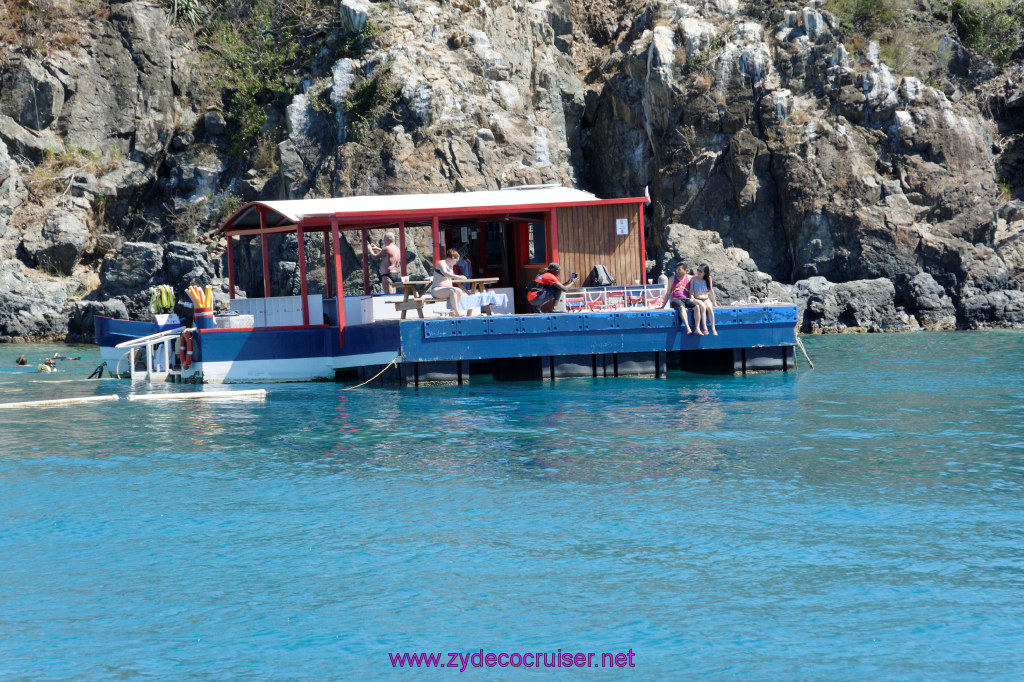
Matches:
[526,221,546,264]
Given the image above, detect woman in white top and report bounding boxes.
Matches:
[691,263,718,335]
[431,248,467,317]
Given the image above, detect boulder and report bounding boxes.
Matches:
[958,290,1024,329]
[21,208,90,275]
[340,0,372,34]
[795,277,917,333]
[98,160,157,225]
[202,111,228,137]
[278,140,309,199]
[0,137,22,207]
[68,298,130,342]
[100,241,164,295]
[0,259,69,341]
[0,204,10,242]
[0,114,65,162]
[0,55,65,130]
[900,272,956,330]
[165,240,215,289]
[657,223,786,304]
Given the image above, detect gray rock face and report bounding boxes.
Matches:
[340,0,371,34]
[995,200,1024,278]
[68,298,130,342]
[57,1,174,161]
[21,208,90,275]
[100,242,165,295]
[901,272,956,330]
[794,277,918,333]
[0,113,65,161]
[958,290,1024,328]
[0,260,69,341]
[656,223,787,304]
[0,56,65,131]
[4,0,1024,341]
[165,240,215,287]
[581,0,1017,329]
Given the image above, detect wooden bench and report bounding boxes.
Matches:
[391,295,448,319]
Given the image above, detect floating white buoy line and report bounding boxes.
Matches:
[0,395,121,409]
[0,389,267,408]
[125,389,267,402]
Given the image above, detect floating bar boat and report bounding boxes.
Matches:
[96,186,799,384]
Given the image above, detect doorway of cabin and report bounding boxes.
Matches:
[438,217,551,312]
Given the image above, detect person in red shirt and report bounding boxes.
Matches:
[526,263,577,313]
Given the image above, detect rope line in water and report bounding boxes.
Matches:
[796,337,814,369]
[343,357,400,390]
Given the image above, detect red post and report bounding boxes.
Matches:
[331,215,345,347]
[259,208,271,298]
[361,227,370,295]
[431,215,440,265]
[548,208,559,264]
[477,221,487,280]
[637,201,647,284]
[297,224,309,326]
[225,232,235,300]
[398,221,407,277]
[323,232,332,298]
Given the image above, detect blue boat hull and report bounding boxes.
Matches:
[94,316,183,367]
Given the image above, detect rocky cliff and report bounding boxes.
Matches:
[0,0,1021,341]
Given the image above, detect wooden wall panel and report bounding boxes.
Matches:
[556,203,641,285]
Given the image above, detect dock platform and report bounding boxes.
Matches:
[188,304,798,385]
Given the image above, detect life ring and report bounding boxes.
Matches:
[178,329,193,370]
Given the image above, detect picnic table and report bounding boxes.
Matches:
[393,277,501,319]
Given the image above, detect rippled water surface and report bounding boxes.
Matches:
[1,332,1023,679]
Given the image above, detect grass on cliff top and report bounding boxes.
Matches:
[182,0,350,155]
[0,0,108,59]
[829,0,1024,71]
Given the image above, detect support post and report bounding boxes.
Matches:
[637,201,647,284]
[431,215,440,264]
[323,232,332,298]
[399,221,407,277]
[226,233,235,300]
[549,208,559,264]
[297,224,309,326]
[259,208,271,298]
[361,227,371,295]
[331,215,346,347]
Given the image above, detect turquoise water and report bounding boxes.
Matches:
[1,332,1022,679]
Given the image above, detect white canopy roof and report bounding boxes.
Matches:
[223,186,607,230]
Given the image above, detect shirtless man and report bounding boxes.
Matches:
[368,232,401,294]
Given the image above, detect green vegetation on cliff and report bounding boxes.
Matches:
[829,0,1023,72]
[164,0,367,154]
[945,0,1024,67]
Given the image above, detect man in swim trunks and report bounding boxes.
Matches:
[368,232,401,294]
